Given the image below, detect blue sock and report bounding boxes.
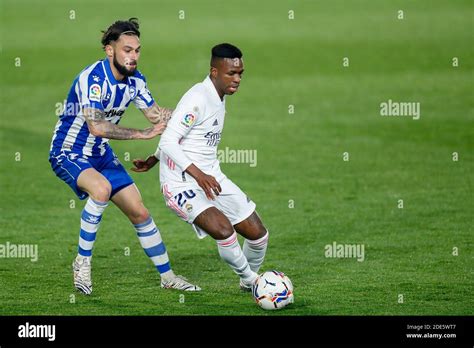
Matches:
[134,217,172,275]
[78,198,108,257]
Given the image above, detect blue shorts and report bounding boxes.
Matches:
[49,147,134,200]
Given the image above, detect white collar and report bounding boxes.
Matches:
[203,75,225,105]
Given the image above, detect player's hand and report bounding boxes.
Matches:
[195,173,222,200]
[141,122,167,139]
[131,155,159,172]
[185,164,221,200]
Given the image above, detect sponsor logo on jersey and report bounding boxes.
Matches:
[104,109,125,118]
[89,84,101,102]
[204,131,221,146]
[181,113,196,127]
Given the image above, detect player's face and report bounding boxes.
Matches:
[213,58,244,95]
[107,34,141,77]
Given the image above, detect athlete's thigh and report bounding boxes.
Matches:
[77,167,111,196]
[162,183,233,239]
[214,178,256,226]
[49,149,113,200]
[99,148,134,198]
[162,183,212,224]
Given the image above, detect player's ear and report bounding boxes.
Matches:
[210,66,218,79]
[105,44,113,58]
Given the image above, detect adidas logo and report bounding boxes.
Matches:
[85,215,99,224]
[212,119,218,126]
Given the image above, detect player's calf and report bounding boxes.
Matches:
[194,207,258,285]
[133,217,201,291]
[235,211,269,275]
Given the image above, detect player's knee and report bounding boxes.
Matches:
[90,182,112,202]
[214,221,235,240]
[257,225,268,239]
[128,207,150,225]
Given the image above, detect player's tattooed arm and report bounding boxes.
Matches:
[84,107,165,140]
[141,102,173,125]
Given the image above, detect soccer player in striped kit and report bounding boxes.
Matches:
[49,18,200,294]
[132,44,269,291]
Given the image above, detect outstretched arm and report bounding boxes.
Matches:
[140,102,173,125]
[84,107,165,140]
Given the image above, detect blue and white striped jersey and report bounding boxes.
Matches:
[50,58,155,157]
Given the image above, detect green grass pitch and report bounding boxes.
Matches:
[0,0,472,315]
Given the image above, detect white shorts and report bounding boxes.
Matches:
[161,177,256,238]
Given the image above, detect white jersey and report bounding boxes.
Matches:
[157,76,226,186]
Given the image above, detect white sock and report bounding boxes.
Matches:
[216,232,257,283]
[243,231,269,273]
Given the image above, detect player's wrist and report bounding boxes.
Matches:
[185,163,206,181]
[147,155,159,165]
[140,127,154,140]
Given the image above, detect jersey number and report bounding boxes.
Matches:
[174,190,196,208]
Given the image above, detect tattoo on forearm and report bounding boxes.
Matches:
[84,108,143,140]
[96,123,143,140]
[85,108,106,122]
[143,104,173,124]
[160,107,173,124]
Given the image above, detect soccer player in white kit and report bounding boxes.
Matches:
[132,43,269,291]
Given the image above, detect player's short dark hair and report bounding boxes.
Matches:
[211,43,243,60]
[101,18,140,49]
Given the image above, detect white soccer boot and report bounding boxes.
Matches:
[73,255,92,295]
[239,279,252,292]
[240,274,258,292]
[161,272,201,291]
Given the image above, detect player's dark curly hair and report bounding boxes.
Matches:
[211,43,242,67]
[211,43,242,59]
[101,18,140,49]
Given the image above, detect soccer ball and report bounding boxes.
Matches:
[252,270,294,310]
